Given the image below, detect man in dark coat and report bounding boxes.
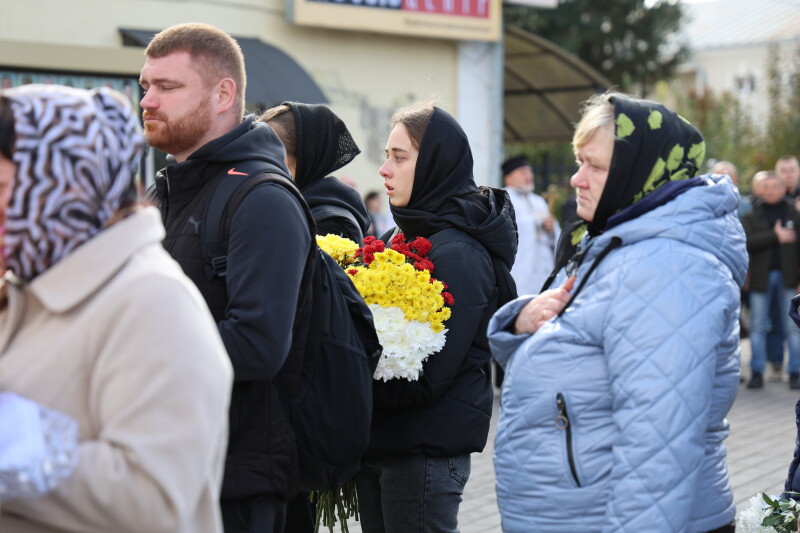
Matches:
[139,23,310,532]
[742,171,800,390]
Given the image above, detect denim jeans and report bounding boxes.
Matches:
[355,454,471,533]
[750,270,800,375]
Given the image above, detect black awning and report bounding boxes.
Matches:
[120,28,328,107]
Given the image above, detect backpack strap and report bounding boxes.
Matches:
[310,204,359,229]
[201,162,313,280]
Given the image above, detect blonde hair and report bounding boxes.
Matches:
[146,23,246,118]
[573,92,618,153]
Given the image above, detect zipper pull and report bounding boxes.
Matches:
[555,393,569,430]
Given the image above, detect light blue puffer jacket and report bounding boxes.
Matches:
[488,175,748,533]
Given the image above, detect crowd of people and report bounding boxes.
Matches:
[0,20,799,533]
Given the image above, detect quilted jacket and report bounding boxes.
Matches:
[488,175,748,533]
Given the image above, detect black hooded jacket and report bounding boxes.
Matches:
[150,116,311,499]
[368,108,518,457]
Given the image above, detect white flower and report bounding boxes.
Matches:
[370,305,447,381]
[736,494,779,532]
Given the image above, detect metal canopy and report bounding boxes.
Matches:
[504,27,611,144]
[119,28,328,107]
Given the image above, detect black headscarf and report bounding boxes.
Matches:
[283,101,361,190]
[389,107,518,303]
[554,95,706,273]
[281,102,369,238]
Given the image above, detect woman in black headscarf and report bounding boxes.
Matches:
[258,102,370,242]
[354,103,517,533]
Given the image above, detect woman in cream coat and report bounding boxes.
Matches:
[0,85,232,532]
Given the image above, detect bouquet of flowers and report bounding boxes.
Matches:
[737,492,800,532]
[310,232,454,533]
[317,232,454,382]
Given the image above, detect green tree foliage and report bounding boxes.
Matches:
[668,42,800,192]
[504,0,688,93]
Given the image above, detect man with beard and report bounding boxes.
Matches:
[139,23,310,533]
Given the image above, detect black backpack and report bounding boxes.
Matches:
[201,162,382,491]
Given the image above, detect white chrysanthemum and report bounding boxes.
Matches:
[370,305,447,381]
[736,494,779,532]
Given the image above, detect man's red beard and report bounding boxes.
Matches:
[142,96,212,156]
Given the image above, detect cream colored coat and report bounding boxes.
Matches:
[0,207,232,533]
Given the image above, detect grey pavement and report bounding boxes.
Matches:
[344,339,799,533]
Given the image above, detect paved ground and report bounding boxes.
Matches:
[344,339,799,532]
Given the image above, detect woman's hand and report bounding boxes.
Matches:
[513,276,575,335]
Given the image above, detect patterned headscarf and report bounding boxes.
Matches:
[2,85,144,281]
[568,94,705,244]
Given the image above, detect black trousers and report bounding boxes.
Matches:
[221,494,288,533]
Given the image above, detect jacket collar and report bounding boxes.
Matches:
[18,207,165,314]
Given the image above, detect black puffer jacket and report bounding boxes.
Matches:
[368,213,516,456]
[150,116,311,499]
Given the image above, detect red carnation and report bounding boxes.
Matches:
[414,258,434,273]
[362,236,377,245]
[391,233,406,246]
[411,237,432,257]
[442,292,454,305]
[347,269,359,276]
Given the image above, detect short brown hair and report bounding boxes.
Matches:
[146,23,246,117]
[389,102,436,151]
[258,105,297,167]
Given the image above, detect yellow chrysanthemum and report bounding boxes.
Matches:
[316,234,359,266]
[347,248,451,331]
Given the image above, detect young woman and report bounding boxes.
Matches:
[355,103,517,533]
[488,92,747,533]
[0,85,232,532]
[258,102,370,242]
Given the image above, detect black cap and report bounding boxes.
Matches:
[502,155,529,176]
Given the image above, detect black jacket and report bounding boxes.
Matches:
[742,198,800,292]
[786,395,800,494]
[150,116,311,499]
[303,176,370,243]
[368,211,517,457]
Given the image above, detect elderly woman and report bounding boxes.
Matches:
[488,92,747,533]
[0,85,232,532]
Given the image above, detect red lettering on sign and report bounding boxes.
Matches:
[402,0,488,18]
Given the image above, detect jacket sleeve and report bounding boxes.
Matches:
[218,183,311,382]
[599,247,738,532]
[486,295,536,367]
[786,397,800,493]
[742,209,779,252]
[372,238,495,408]
[4,272,233,533]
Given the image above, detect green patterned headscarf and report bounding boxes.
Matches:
[585,94,705,236]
